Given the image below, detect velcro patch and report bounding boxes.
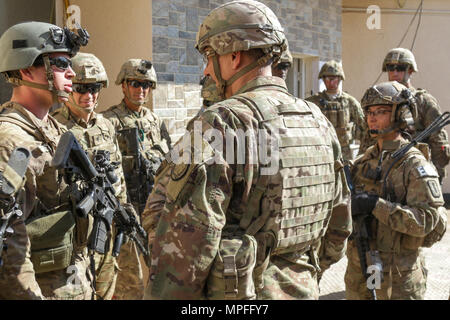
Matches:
[12,40,28,49]
[415,164,438,178]
[427,180,441,198]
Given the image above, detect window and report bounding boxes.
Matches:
[285,55,319,99]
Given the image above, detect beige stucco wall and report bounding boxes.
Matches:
[59,0,152,112]
[342,0,450,191]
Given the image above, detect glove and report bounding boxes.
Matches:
[351,193,379,217]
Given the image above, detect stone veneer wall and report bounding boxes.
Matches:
[151,0,342,142]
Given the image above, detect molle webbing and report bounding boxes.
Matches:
[232,94,335,253]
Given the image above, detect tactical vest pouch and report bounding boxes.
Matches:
[326,109,338,126]
[206,227,257,300]
[26,210,75,274]
[422,206,447,248]
[337,107,348,128]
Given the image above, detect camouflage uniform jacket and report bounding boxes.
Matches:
[306,90,366,160]
[102,101,171,213]
[144,76,351,300]
[52,105,127,204]
[349,139,446,272]
[359,88,450,179]
[0,102,93,300]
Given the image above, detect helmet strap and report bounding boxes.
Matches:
[6,55,69,103]
[211,51,274,99]
[43,55,70,101]
[68,93,96,114]
[212,54,226,99]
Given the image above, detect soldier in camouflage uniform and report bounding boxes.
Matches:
[144,0,351,300]
[52,52,128,299]
[306,61,366,161]
[0,22,92,299]
[345,81,447,300]
[271,47,292,81]
[360,48,450,182]
[103,59,171,214]
[102,59,170,299]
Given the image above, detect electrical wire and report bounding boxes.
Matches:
[411,0,424,50]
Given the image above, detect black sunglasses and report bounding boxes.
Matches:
[127,80,153,89]
[73,83,103,94]
[276,62,291,70]
[49,56,73,70]
[386,64,408,72]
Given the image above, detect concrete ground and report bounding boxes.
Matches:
[319,215,450,300]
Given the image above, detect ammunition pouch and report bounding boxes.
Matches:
[206,226,258,300]
[26,208,75,274]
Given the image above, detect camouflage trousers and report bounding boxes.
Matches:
[35,249,94,300]
[258,254,320,300]
[94,250,118,300]
[344,244,427,300]
[114,240,145,300]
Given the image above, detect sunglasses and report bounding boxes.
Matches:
[73,83,103,94]
[385,64,408,72]
[49,56,73,70]
[276,62,291,70]
[127,80,153,89]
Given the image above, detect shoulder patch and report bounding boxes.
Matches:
[415,164,439,178]
[427,180,441,198]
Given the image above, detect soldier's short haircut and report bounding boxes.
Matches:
[4,55,45,84]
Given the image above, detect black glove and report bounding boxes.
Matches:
[351,193,379,217]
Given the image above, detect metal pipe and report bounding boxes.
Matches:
[343,7,450,15]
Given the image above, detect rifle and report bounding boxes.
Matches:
[382,111,450,194]
[51,131,149,259]
[0,147,31,267]
[343,164,383,300]
[118,127,162,215]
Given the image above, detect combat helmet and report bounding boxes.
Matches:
[361,81,417,136]
[72,52,108,87]
[278,48,293,66]
[318,60,345,80]
[0,21,89,100]
[116,58,156,106]
[67,52,108,113]
[273,47,293,71]
[196,0,287,99]
[382,48,418,72]
[115,59,157,87]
